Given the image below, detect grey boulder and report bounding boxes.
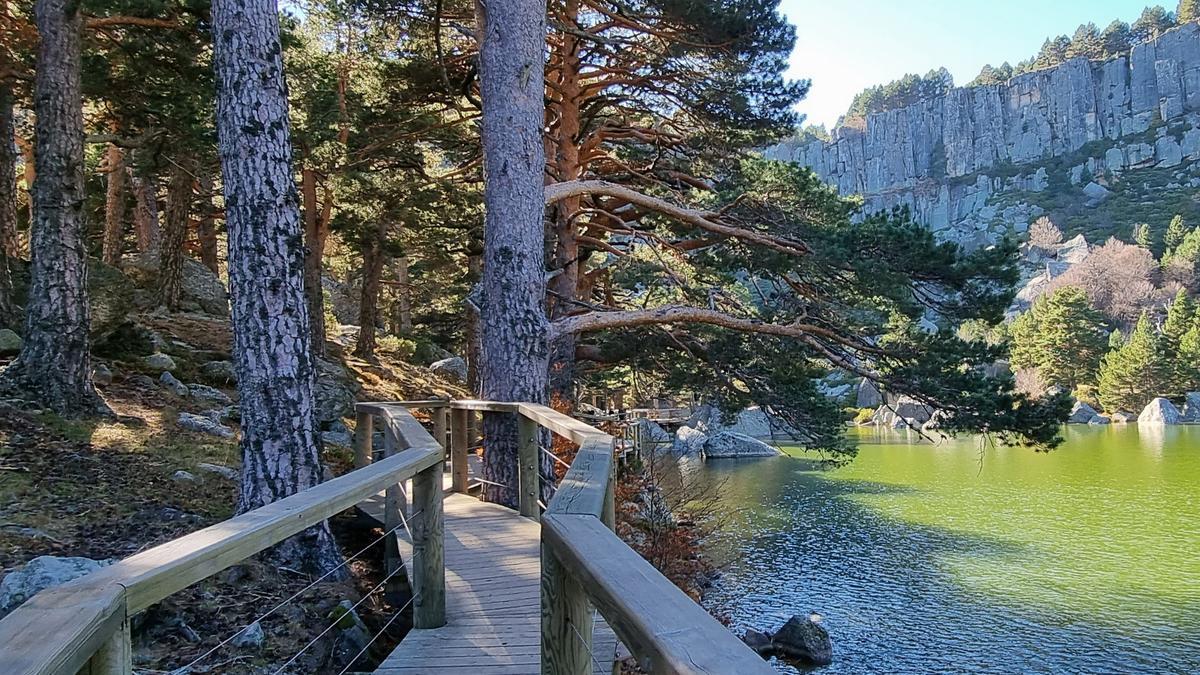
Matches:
[771,614,833,665]
[430,356,468,383]
[159,371,189,397]
[0,328,21,355]
[178,412,235,439]
[0,556,114,618]
[702,431,781,459]
[1068,401,1100,424]
[1138,397,1183,425]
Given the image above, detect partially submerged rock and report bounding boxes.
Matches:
[1068,401,1100,424]
[702,431,781,459]
[1183,392,1200,422]
[771,614,834,665]
[673,425,708,454]
[0,556,114,618]
[1138,397,1183,425]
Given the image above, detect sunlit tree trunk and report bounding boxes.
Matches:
[476,0,551,507]
[393,255,412,334]
[101,141,126,265]
[0,0,107,416]
[0,69,18,323]
[301,167,328,358]
[211,0,343,575]
[130,161,161,254]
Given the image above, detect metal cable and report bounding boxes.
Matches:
[566,609,607,675]
[333,592,420,675]
[175,515,413,671]
[271,546,423,674]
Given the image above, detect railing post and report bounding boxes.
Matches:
[450,407,469,493]
[603,439,617,532]
[541,543,592,675]
[433,406,448,456]
[80,619,131,675]
[383,425,407,598]
[412,459,446,628]
[354,409,373,469]
[517,414,539,519]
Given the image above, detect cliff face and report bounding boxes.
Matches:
[771,23,1200,249]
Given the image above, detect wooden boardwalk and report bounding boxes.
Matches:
[367,492,617,674]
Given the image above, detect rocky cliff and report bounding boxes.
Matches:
[770,23,1200,248]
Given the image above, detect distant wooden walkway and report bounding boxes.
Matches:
[369,493,617,674]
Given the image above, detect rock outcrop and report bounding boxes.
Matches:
[1068,401,1101,424]
[0,556,113,619]
[771,23,1200,248]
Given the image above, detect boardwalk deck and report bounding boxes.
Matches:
[365,493,617,674]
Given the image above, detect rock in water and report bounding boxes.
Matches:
[1182,392,1200,422]
[177,412,235,438]
[673,425,707,454]
[1138,398,1183,425]
[1067,401,1100,424]
[0,556,114,618]
[0,328,21,355]
[741,628,773,655]
[702,431,782,459]
[1109,411,1135,424]
[430,356,468,383]
[771,614,833,665]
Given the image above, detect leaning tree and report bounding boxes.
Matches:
[210,0,344,574]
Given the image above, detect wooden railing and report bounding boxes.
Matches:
[0,399,770,675]
[0,403,446,675]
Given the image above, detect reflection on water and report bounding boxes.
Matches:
[688,426,1200,674]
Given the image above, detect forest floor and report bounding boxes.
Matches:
[0,311,465,674]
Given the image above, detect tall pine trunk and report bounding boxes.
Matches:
[392,256,412,335]
[301,167,327,358]
[130,163,161,253]
[353,222,386,361]
[0,0,106,416]
[476,0,551,507]
[101,141,126,265]
[158,160,191,310]
[0,74,18,324]
[211,0,343,575]
[196,172,219,274]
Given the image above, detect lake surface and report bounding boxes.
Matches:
[689,426,1200,674]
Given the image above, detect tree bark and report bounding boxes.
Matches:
[157,160,190,310]
[353,222,387,361]
[16,134,34,234]
[476,0,551,507]
[211,0,344,576]
[392,255,412,335]
[130,162,161,254]
[0,73,18,324]
[301,167,328,358]
[0,0,107,416]
[196,171,219,274]
[101,141,126,265]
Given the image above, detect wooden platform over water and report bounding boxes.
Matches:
[366,492,617,674]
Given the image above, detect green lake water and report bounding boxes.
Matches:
[691,425,1200,674]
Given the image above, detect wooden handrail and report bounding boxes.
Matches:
[0,404,445,675]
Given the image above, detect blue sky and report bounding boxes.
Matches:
[780,0,1159,128]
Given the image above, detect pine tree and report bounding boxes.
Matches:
[1161,288,1196,395]
[211,0,344,574]
[1008,287,1108,391]
[1097,312,1168,412]
[1179,0,1200,24]
[1177,319,1200,391]
[1132,222,1154,249]
[1165,215,1187,253]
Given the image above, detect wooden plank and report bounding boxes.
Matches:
[0,582,125,675]
[412,461,446,628]
[517,415,539,519]
[541,540,592,675]
[451,399,520,413]
[542,514,774,675]
[355,411,374,468]
[80,618,131,675]
[515,403,611,447]
[546,439,613,518]
[450,408,469,493]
